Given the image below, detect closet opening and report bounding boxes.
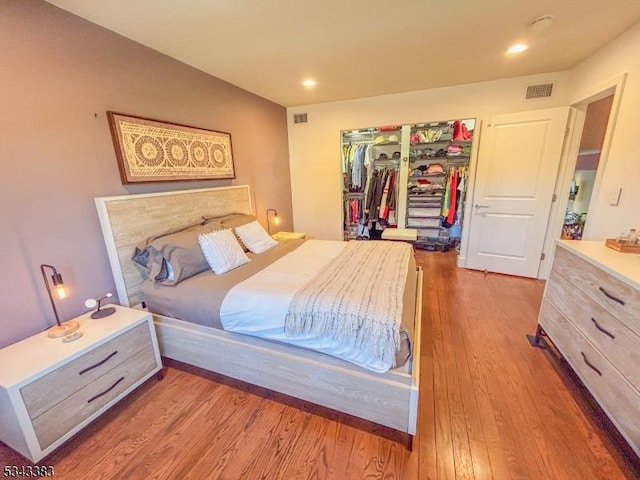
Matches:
[340,119,474,250]
[561,94,614,240]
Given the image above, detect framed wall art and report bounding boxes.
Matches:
[107,112,235,184]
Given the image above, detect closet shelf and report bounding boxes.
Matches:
[372,159,400,165]
[409,156,470,164]
[408,225,441,230]
[409,141,450,147]
[409,174,446,179]
[342,142,375,147]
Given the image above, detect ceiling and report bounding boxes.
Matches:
[46,0,640,107]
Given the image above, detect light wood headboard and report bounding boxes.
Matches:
[95,186,253,306]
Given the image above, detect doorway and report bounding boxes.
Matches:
[561,95,614,240]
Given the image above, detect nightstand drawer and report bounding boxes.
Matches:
[32,345,157,450]
[21,322,152,419]
[553,247,640,333]
[546,271,640,392]
[539,298,640,452]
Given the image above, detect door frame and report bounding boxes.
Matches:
[538,73,627,279]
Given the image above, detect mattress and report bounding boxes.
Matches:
[143,239,416,370]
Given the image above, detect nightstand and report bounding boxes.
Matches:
[272,231,306,241]
[0,305,162,462]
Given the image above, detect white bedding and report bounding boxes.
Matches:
[220,240,406,372]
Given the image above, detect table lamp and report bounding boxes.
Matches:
[267,208,280,234]
[40,264,80,338]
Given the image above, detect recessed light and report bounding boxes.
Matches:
[507,43,528,54]
[302,79,317,88]
[531,15,554,33]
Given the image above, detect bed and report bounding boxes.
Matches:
[94,186,423,438]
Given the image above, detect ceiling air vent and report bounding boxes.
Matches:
[293,113,308,124]
[525,83,554,100]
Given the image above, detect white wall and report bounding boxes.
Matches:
[0,1,291,348]
[567,22,640,239]
[287,72,568,241]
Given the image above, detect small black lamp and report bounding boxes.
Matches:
[266,208,280,235]
[40,264,80,338]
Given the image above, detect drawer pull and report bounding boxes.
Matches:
[79,351,118,375]
[580,352,602,376]
[591,318,615,339]
[87,376,124,404]
[598,286,625,306]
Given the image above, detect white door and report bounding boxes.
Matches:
[466,107,570,278]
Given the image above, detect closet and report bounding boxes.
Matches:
[341,119,475,249]
[342,126,402,240]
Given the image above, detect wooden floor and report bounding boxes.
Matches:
[2,250,639,479]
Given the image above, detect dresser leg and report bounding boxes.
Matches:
[526,325,547,348]
[156,369,164,380]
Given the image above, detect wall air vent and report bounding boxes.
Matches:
[525,83,554,100]
[293,113,308,124]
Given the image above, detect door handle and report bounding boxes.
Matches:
[474,203,489,209]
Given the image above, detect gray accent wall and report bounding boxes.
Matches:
[0,0,292,347]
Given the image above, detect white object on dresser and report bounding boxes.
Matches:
[537,240,640,456]
[271,231,306,241]
[0,306,162,462]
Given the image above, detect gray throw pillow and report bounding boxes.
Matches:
[146,220,223,285]
[131,220,207,276]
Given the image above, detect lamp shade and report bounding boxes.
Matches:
[266,208,279,235]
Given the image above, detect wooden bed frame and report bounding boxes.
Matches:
[94,186,422,436]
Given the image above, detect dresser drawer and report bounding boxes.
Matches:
[539,299,640,454]
[32,345,157,450]
[21,322,152,419]
[553,247,640,334]
[546,271,640,392]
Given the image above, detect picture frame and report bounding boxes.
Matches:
[106,112,235,184]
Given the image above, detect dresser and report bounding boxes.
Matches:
[0,306,162,462]
[538,240,640,456]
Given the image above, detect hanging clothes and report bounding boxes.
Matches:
[446,168,458,225]
[441,169,451,219]
[366,170,384,221]
[455,167,468,222]
[360,166,398,228]
[379,172,392,220]
[380,171,398,225]
[351,144,366,189]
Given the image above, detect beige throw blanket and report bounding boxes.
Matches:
[284,240,412,370]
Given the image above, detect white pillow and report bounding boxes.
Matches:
[235,220,279,254]
[198,229,250,275]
